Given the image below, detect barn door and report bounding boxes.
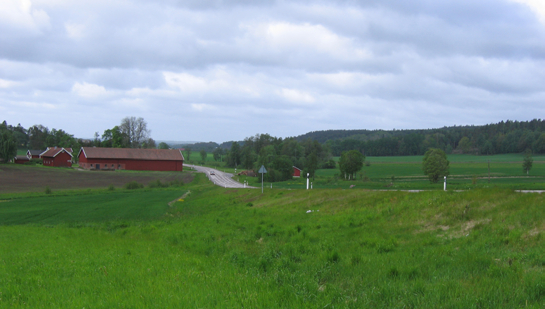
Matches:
[96,164,100,170]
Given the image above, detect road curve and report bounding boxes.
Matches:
[185,164,255,189]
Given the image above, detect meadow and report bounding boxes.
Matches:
[237,153,545,191]
[1,172,544,308]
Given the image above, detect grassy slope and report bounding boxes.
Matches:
[1,174,544,308]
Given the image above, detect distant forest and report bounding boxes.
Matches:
[295,119,545,156]
[3,119,545,157]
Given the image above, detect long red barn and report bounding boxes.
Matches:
[78,147,184,172]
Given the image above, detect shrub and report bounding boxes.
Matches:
[320,159,336,169]
[124,181,144,190]
[169,179,184,187]
[44,186,52,194]
[108,184,115,191]
[148,179,168,188]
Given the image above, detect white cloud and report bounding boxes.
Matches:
[0,0,51,33]
[279,88,315,104]
[72,82,109,97]
[163,72,209,92]
[510,0,545,23]
[241,21,371,61]
[64,22,85,39]
[0,79,18,88]
[191,103,214,112]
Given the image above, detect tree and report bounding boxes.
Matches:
[185,147,192,162]
[305,152,318,180]
[265,155,293,182]
[533,133,545,154]
[200,149,207,162]
[458,136,471,154]
[226,142,241,168]
[0,127,17,163]
[102,126,127,148]
[338,150,365,180]
[119,116,151,148]
[241,146,256,170]
[523,149,533,175]
[212,147,223,161]
[158,142,170,149]
[142,138,156,149]
[27,125,49,150]
[422,148,450,183]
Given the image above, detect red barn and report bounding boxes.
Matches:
[293,166,302,178]
[41,147,73,167]
[78,147,184,172]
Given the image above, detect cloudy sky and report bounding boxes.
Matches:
[1,0,544,143]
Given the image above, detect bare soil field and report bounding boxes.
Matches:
[0,165,193,194]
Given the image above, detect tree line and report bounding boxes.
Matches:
[214,133,335,182]
[0,117,157,163]
[321,119,545,156]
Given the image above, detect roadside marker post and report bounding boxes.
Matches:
[307,173,309,190]
[444,176,447,191]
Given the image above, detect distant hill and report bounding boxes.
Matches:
[170,142,219,152]
[293,119,545,156]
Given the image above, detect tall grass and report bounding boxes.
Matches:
[0,175,544,308]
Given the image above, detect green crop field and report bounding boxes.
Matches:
[1,173,544,308]
[238,153,545,191]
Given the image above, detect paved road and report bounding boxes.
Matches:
[185,164,255,189]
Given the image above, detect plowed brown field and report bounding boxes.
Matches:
[0,165,193,193]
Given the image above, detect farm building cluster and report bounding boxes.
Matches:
[13,147,185,172]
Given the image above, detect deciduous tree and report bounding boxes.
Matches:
[422,148,450,183]
[120,116,151,148]
[0,125,17,163]
[339,150,365,180]
[523,149,533,175]
[213,147,223,161]
[158,142,170,149]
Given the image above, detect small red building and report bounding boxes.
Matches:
[41,147,73,167]
[14,155,30,164]
[27,149,45,159]
[293,166,302,177]
[78,147,184,172]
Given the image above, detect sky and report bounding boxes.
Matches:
[1,0,544,143]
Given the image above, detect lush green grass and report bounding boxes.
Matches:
[348,153,545,163]
[0,189,184,225]
[1,175,544,308]
[270,154,545,191]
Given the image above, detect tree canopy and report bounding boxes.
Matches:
[422,148,450,183]
[522,149,533,175]
[0,123,17,163]
[338,150,365,180]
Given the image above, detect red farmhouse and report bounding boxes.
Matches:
[293,166,302,178]
[78,147,184,172]
[41,147,73,167]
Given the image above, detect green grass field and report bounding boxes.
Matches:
[0,173,544,308]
